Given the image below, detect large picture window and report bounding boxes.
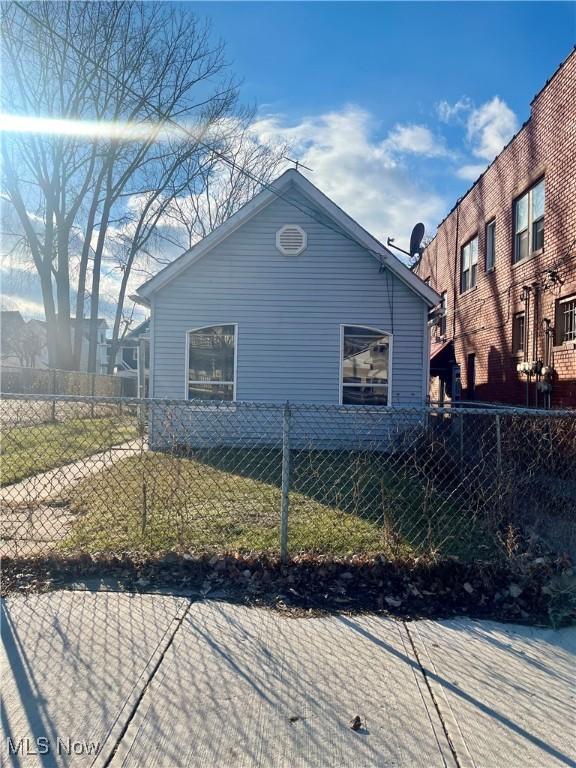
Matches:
[514,178,545,263]
[187,324,236,400]
[341,325,390,405]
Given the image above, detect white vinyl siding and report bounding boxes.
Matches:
[152,191,428,406]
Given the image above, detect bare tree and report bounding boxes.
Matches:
[161,121,288,249]
[0,314,45,367]
[103,113,288,372]
[1,2,281,370]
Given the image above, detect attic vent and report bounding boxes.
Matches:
[276,224,307,256]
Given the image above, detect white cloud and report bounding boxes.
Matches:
[456,163,489,181]
[436,97,472,123]
[252,107,446,249]
[383,124,448,157]
[466,96,518,161]
[446,96,519,182]
[0,294,45,317]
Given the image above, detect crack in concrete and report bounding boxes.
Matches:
[99,598,196,768]
[403,620,463,768]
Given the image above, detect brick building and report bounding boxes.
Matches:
[415,49,576,408]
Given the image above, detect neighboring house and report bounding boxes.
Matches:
[0,311,26,366]
[73,318,109,374]
[0,312,109,373]
[0,311,48,368]
[135,169,438,447]
[112,318,150,396]
[415,48,576,408]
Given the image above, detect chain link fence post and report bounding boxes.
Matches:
[280,401,291,562]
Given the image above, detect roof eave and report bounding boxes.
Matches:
[136,168,440,307]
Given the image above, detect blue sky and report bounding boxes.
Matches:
[1,1,574,320]
[196,1,575,244]
[199,1,573,118]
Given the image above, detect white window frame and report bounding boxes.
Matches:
[556,295,576,345]
[460,236,478,293]
[339,324,393,406]
[512,311,525,355]
[485,219,496,272]
[513,177,545,263]
[184,323,238,402]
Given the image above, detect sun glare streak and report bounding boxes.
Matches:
[0,114,209,142]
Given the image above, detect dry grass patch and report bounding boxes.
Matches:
[62,450,495,559]
[1,418,139,486]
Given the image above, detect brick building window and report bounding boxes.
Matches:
[485,219,496,271]
[513,178,545,263]
[460,236,478,293]
[512,312,525,354]
[439,291,447,337]
[556,295,576,344]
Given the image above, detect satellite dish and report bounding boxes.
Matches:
[409,223,425,258]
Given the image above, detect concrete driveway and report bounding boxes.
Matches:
[1,592,574,768]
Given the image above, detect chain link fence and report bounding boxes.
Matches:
[1,393,575,562]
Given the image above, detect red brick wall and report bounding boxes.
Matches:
[416,50,576,408]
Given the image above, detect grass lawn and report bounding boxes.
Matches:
[63,449,498,559]
[1,418,139,486]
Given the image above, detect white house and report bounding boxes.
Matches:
[0,313,109,373]
[136,170,438,446]
[112,318,150,396]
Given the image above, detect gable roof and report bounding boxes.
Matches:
[136,169,439,307]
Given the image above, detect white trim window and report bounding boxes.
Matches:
[485,219,496,272]
[460,236,478,293]
[514,178,545,263]
[341,325,391,405]
[556,295,576,344]
[187,324,237,401]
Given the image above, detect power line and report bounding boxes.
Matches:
[9,2,390,265]
[8,2,405,336]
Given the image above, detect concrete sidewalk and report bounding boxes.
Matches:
[1,592,574,768]
[1,440,144,557]
[0,439,144,506]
